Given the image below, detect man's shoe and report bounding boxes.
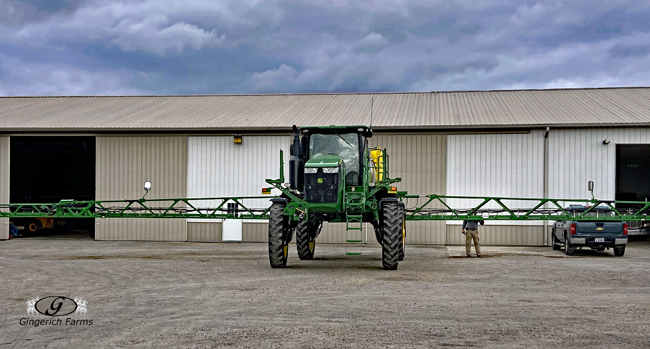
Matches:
[466,255,471,258]
[477,255,483,258]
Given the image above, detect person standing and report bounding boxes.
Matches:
[462,219,484,257]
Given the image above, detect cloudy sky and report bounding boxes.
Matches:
[1,0,649,96]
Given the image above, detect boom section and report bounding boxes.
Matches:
[0,197,273,220]
[2,195,649,221]
[401,194,650,221]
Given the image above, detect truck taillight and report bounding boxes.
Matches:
[570,223,576,234]
[623,223,628,235]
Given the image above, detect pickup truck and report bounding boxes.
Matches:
[551,205,628,256]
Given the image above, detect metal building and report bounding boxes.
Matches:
[1,88,650,245]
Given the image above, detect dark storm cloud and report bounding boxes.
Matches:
[0,0,89,26]
[1,0,650,96]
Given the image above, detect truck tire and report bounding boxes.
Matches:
[564,235,575,256]
[296,220,317,260]
[381,202,402,270]
[398,203,406,261]
[614,246,625,257]
[551,231,561,250]
[268,202,290,268]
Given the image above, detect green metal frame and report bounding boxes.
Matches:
[4,194,648,221]
[400,194,650,221]
[3,193,649,222]
[1,196,273,220]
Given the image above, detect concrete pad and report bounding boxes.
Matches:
[1,237,649,348]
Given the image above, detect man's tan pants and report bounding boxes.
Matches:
[466,229,481,256]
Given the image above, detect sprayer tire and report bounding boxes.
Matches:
[268,202,289,268]
[381,202,402,270]
[398,203,406,261]
[296,220,316,260]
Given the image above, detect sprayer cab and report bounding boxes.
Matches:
[289,125,373,194]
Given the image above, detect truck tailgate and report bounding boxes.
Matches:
[576,222,623,234]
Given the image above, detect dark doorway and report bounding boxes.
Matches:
[616,144,650,203]
[10,136,95,238]
[616,144,650,236]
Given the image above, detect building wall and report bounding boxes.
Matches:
[370,134,447,244]
[80,127,650,246]
[185,133,447,244]
[0,137,9,240]
[447,131,545,225]
[95,136,187,241]
[187,222,222,242]
[446,131,546,245]
[548,127,650,201]
[186,135,290,240]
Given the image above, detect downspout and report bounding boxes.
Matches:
[543,127,550,246]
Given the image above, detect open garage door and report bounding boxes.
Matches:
[10,136,95,238]
[616,144,650,235]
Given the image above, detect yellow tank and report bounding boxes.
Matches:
[370,148,384,182]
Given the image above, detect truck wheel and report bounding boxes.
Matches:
[398,203,406,261]
[268,202,291,268]
[551,231,561,250]
[564,235,575,256]
[614,246,625,257]
[296,220,317,260]
[381,202,401,270]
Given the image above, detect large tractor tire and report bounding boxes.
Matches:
[398,203,406,261]
[381,202,402,270]
[296,220,318,260]
[268,202,291,268]
[26,219,43,233]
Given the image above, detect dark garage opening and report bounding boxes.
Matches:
[616,144,650,235]
[10,136,95,238]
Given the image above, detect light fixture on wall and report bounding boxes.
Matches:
[234,134,242,144]
[603,138,610,145]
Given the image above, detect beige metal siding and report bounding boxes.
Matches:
[95,136,187,241]
[0,137,8,240]
[242,222,267,242]
[371,134,447,244]
[446,225,545,246]
[237,222,377,244]
[187,222,222,242]
[318,223,377,244]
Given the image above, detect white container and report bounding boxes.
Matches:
[222,219,243,242]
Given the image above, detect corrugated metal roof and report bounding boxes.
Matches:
[1,87,650,132]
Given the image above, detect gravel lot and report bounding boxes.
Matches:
[1,235,649,348]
